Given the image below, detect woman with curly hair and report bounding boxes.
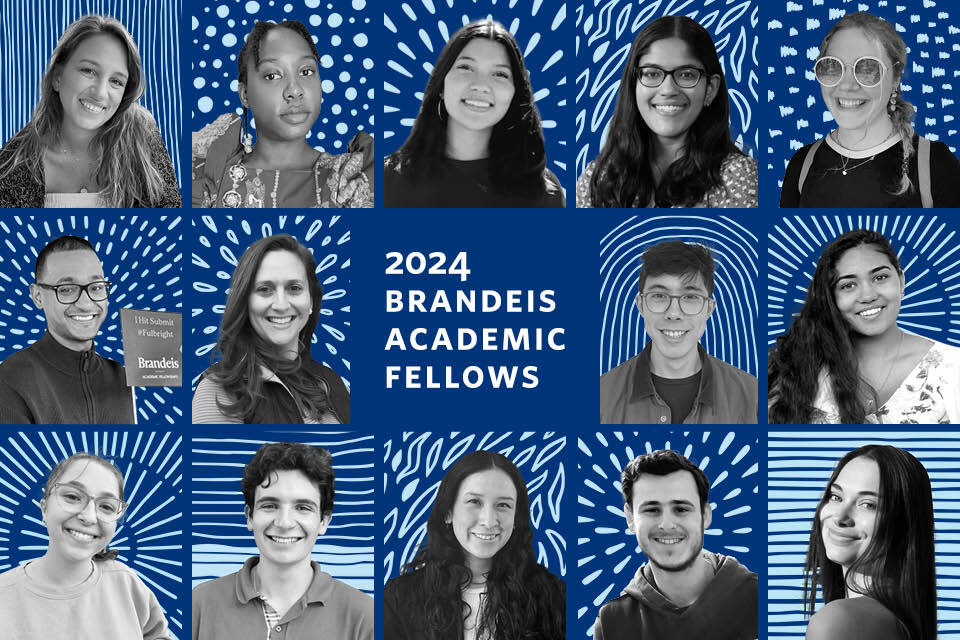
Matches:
[192,234,349,424]
[769,229,960,423]
[576,15,757,208]
[0,15,180,208]
[803,445,935,640]
[383,450,565,640]
[384,19,564,208]
[780,12,960,207]
[0,453,170,638]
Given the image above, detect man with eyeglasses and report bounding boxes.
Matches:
[0,235,134,424]
[600,240,757,424]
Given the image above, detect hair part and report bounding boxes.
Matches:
[620,449,709,511]
[35,235,97,281]
[637,240,716,297]
[241,442,334,517]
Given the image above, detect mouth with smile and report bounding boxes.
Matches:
[266,534,304,544]
[835,97,868,110]
[825,527,862,544]
[659,329,689,341]
[470,531,500,541]
[67,312,98,323]
[855,305,884,318]
[461,95,495,112]
[265,315,297,326]
[651,102,688,115]
[64,525,99,542]
[652,534,685,545]
[79,98,107,114]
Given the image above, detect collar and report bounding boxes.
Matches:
[632,342,715,405]
[33,331,98,376]
[825,130,902,159]
[235,556,334,606]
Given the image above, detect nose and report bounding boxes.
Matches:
[74,288,99,309]
[857,281,880,302]
[270,288,292,310]
[284,76,305,101]
[664,296,683,319]
[837,64,860,90]
[273,505,295,528]
[477,504,498,527]
[657,74,680,95]
[76,497,98,524]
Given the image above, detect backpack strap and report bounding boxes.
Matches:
[918,136,932,208]
[798,138,824,195]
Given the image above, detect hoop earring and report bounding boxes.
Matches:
[241,107,253,153]
[437,96,446,121]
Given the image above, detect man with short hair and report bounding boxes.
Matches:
[594,450,757,640]
[600,240,757,424]
[0,235,134,424]
[192,442,373,640]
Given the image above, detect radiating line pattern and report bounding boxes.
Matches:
[191,0,374,153]
[0,430,184,638]
[600,215,759,376]
[0,0,182,189]
[768,2,959,190]
[0,215,183,426]
[190,214,350,391]
[190,432,375,596]
[768,215,960,347]
[381,431,566,584]
[575,0,759,175]
[577,430,760,638]
[768,432,960,640]
[381,0,569,185]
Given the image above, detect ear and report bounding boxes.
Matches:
[317,513,332,536]
[245,506,253,532]
[444,511,452,525]
[52,66,62,92]
[238,82,248,108]
[29,283,43,310]
[899,271,906,298]
[705,297,716,318]
[635,293,643,314]
[624,503,635,533]
[702,502,713,530]
[704,74,721,107]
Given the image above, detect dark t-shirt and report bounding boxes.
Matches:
[651,371,702,424]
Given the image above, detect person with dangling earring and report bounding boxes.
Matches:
[191,20,372,208]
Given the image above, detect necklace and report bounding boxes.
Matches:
[836,153,878,176]
[222,155,325,208]
[56,137,93,193]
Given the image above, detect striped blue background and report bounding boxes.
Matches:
[768,432,960,640]
[600,215,760,377]
[190,432,375,596]
[0,430,184,638]
[0,0,182,190]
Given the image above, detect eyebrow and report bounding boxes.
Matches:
[637,499,695,508]
[52,274,105,284]
[60,480,119,500]
[255,496,321,507]
[254,278,305,285]
[257,55,317,67]
[463,492,515,501]
[835,265,892,281]
[454,55,511,69]
[77,58,128,79]
[830,482,878,497]
[644,283,708,294]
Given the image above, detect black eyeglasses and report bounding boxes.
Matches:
[637,65,706,89]
[814,56,888,88]
[51,483,126,522]
[36,281,113,304]
[640,292,710,315]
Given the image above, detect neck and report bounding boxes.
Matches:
[852,326,902,360]
[246,137,317,170]
[465,555,492,580]
[645,553,712,607]
[835,116,896,151]
[651,135,687,181]
[255,557,314,600]
[445,122,491,161]
[57,122,97,155]
[649,346,702,379]
[48,331,93,353]
[30,552,95,588]
[842,567,871,599]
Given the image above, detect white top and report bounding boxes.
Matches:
[43,192,110,208]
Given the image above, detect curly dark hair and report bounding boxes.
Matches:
[400,450,564,640]
[620,449,709,511]
[588,15,744,207]
[241,442,334,517]
[385,19,549,201]
[804,445,935,640]
[637,240,716,297]
[768,229,902,423]
[237,20,320,86]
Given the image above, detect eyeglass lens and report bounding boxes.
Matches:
[55,282,110,304]
[644,293,707,315]
[54,484,123,521]
[814,57,883,87]
[638,67,702,88]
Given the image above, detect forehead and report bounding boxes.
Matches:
[835,244,895,274]
[825,27,888,64]
[456,38,511,67]
[254,27,315,66]
[254,249,308,281]
[642,271,709,294]
[638,37,699,66]
[66,33,129,75]
[39,249,104,281]
[834,456,880,491]
[457,468,517,498]
[58,459,121,497]
[631,470,700,503]
[255,469,322,502]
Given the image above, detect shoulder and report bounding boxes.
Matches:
[192,568,240,603]
[0,565,25,589]
[706,353,758,387]
[384,572,424,603]
[541,167,566,207]
[0,342,36,371]
[576,160,597,207]
[600,355,640,395]
[325,574,374,613]
[192,373,242,424]
[721,151,757,175]
[597,591,641,626]
[806,598,903,640]
[99,559,153,592]
[193,113,241,161]
[924,137,960,169]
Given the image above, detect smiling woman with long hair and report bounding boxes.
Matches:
[768,229,960,423]
[0,453,170,639]
[192,234,349,424]
[803,445,935,640]
[384,19,564,208]
[383,450,564,640]
[0,15,180,208]
[577,15,756,208]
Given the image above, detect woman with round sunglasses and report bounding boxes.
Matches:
[780,12,960,207]
[577,16,757,208]
[0,453,171,639]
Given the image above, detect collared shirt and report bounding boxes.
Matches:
[600,343,758,424]
[192,557,373,640]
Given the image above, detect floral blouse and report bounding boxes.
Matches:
[575,151,758,208]
[812,341,960,424]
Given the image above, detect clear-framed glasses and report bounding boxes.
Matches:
[813,56,888,88]
[637,65,706,89]
[641,292,710,315]
[35,281,113,304]
[51,483,126,522]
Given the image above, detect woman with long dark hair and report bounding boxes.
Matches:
[384,19,564,208]
[803,445,935,640]
[577,15,756,208]
[192,20,372,208]
[780,12,960,207]
[383,450,565,640]
[769,229,960,423]
[192,234,349,424]
[0,453,170,638]
[0,15,179,208]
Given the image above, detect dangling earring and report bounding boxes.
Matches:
[888,91,898,114]
[241,107,253,153]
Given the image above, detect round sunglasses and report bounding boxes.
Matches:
[813,55,888,88]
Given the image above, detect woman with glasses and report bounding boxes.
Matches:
[0,453,171,639]
[576,15,757,208]
[780,12,960,207]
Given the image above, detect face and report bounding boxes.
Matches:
[246,469,330,569]
[635,38,719,146]
[31,249,108,352]
[42,460,121,565]
[625,470,711,572]
[820,456,879,571]
[820,28,895,136]
[54,33,128,134]
[247,249,312,358]
[443,38,516,141]
[637,272,715,365]
[240,27,322,143]
[832,244,904,337]
[446,468,517,571]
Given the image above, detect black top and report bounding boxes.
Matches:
[651,371,702,424]
[384,156,566,208]
[780,133,960,207]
